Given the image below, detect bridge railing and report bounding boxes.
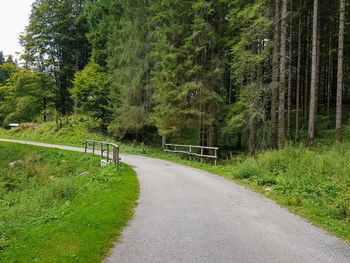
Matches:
[84,140,120,170]
[164,144,218,166]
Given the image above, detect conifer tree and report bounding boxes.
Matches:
[150,0,196,136]
[0,51,9,85]
[107,0,152,140]
[229,0,271,153]
[335,0,346,142]
[185,0,229,147]
[271,0,280,149]
[277,0,287,150]
[308,0,319,147]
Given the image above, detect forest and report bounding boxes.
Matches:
[0,0,349,153]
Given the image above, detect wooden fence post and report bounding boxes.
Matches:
[201,147,203,163]
[107,144,109,162]
[85,141,120,171]
[214,149,217,166]
[113,146,117,166]
[116,146,120,171]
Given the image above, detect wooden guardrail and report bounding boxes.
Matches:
[164,144,219,166]
[84,140,120,170]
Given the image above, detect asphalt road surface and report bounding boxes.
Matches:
[1,138,350,263]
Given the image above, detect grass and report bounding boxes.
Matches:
[1,118,350,243]
[0,118,164,156]
[0,142,139,263]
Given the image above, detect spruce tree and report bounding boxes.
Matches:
[335,0,346,142]
[308,0,319,147]
[0,51,9,85]
[107,0,153,140]
[150,0,196,137]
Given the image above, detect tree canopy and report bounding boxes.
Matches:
[0,0,349,151]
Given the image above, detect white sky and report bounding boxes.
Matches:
[0,0,35,59]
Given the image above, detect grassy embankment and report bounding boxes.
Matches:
[0,142,139,263]
[0,119,349,243]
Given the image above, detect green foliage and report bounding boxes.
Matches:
[71,62,109,126]
[21,0,91,115]
[106,0,152,139]
[0,0,348,149]
[233,164,261,179]
[0,51,9,85]
[225,0,272,152]
[0,115,108,146]
[0,142,139,262]
[84,0,118,67]
[0,64,52,126]
[150,0,228,141]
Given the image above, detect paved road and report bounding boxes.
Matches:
[1,138,350,263]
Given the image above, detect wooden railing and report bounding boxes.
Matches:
[84,140,120,170]
[164,144,219,166]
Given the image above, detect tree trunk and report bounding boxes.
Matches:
[208,125,217,146]
[199,96,206,147]
[304,57,309,120]
[228,78,232,104]
[277,0,287,150]
[308,0,319,147]
[327,33,332,117]
[248,119,256,154]
[208,104,218,155]
[271,0,280,149]
[162,136,167,149]
[43,97,47,122]
[287,3,293,140]
[237,132,242,149]
[304,12,310,121]
[335,0,345,142]
[295,16,302,141]
[315,15,321,119]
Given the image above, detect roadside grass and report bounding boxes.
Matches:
[1,120,350,243]
[0,142,139,263]
[0,120,163,156]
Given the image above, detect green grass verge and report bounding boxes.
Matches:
[0,142,139,263]
[0,120,163,156]
[1,120,350,243]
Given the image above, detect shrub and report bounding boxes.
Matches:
[233,164,261,179]
[257,177,277,186]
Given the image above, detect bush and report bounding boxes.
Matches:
[257,177,276,186]
[233,164,261,179]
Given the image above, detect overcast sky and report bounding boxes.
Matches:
[0,0,35,58]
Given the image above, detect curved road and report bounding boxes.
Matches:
[1,139,350,263]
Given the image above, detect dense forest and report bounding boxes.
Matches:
[0,0,349,152]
